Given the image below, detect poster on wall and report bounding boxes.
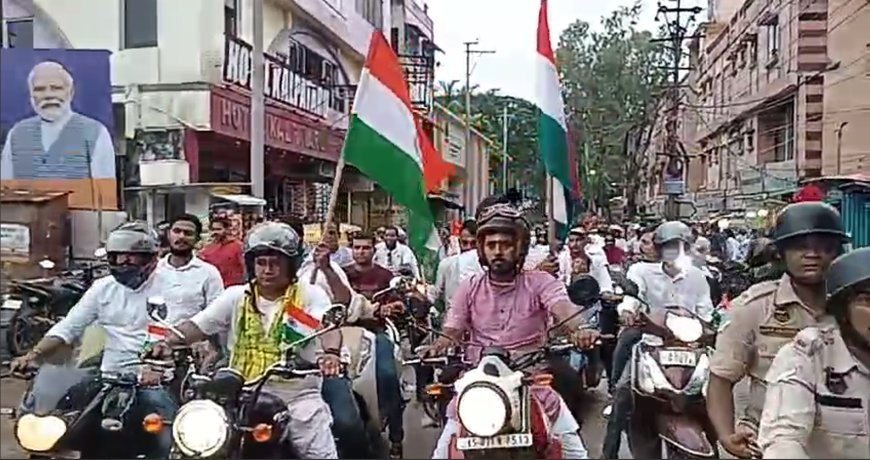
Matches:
[0,48,117,209]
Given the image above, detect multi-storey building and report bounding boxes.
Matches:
[3,0,488,230]
[646,0,868,216]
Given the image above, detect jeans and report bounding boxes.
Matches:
[608,328,643,392]
[321,376,373,459]
[133,387,177,459]
[374,332,404,444]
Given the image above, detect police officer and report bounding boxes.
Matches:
[758,247,870,458]
[707,202,848,458]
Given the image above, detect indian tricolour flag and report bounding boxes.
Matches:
[343,32,439,253]
[535,0,578,236]
[282,306,321,344]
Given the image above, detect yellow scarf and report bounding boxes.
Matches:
[229,282,309,381]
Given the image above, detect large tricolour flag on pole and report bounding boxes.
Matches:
[343,32,439,252]
[536,0,577,233]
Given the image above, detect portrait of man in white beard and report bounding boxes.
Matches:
[1,60,115,181]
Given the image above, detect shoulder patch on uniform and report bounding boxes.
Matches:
[732,280,779,308]
[791,326,832,357]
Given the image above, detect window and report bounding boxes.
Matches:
[123,0,158,48]
[766,20,780,61]
[749,38,758,67]
[286,40,346,112]
[6,18,34,48]
[356,0,383,29]
[225,0,239,37]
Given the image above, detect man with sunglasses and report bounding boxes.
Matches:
[707,202,848,459]
[426,203,599,459]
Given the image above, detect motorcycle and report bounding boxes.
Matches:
[3,253,108,357]
[167,304,348,458]
[0,349,177,458]
[620,281,719,459]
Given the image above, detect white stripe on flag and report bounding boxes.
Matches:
[551,176,568,225]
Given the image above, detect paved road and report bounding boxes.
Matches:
[1,373,628,459]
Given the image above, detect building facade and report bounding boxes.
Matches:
[2,0,467,229]
[641,0,868,217]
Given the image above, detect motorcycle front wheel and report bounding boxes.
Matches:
[8,310,49,357]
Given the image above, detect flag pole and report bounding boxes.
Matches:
[546,173,556,250]
[324,155,346,225]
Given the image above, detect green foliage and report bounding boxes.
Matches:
[556,1,670,211]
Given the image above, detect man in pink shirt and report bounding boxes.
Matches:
[426,203,598,459]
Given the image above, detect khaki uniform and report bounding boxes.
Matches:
[758,323,870,458]
[710,274,825,426]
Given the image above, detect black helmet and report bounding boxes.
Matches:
[653,221,692,246]
[773,202,847,245]
[244,222,302,259]
[826,247,870,303]
[106,221,160,254]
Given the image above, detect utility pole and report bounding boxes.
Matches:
[464,40,494,204]
[250,0,265,199]
[655,0,702,220]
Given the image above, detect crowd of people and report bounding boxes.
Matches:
[8,193,869,459]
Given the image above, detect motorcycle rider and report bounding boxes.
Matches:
[757,247,869,458]
[10,221,177,458]
[146,222,341,458]
[426,203,599,459]
[707,202,847,459]
[559,226,614,293]
[375,226,420,277]
[431,219,479,310]
[601,220,714,458]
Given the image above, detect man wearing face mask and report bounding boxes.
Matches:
[707,202,847,459]
[10,222,177,458]
[601,221,713,458]
[757,247,870,459]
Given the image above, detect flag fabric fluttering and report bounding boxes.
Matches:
[343,32,440,252]
[535,0,578,236]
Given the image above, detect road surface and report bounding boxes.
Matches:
[0,374,629,459]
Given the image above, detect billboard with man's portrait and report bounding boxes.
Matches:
[0,48,117,209]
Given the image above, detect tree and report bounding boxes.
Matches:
[556,1,670,214]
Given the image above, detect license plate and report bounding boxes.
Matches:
[659,349,697,367]
[1,299,22,310]
[456,433,533,450]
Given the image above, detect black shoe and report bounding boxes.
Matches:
[389,441,403,459]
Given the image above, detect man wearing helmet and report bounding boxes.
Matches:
[707,202,848,459]
[10,221,178,458]
[757,247,869,458]
[426,203,600,459]
[600,220,714,458]
[147,222,342,458]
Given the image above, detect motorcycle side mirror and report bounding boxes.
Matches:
[567,276,601,306]
[39,259,56,270]
[94,247,108,258]
[146,296,168,323]
[321,305,347,328]
[619,279,640,298]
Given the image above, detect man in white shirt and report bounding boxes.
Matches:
[558,226,614,294]
[374,226,420,278]
[430,220,478,309]
[11,222,177,458]
[601,221,713,459]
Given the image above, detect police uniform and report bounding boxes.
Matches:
[758,322,870,458]
[710,273,826,427]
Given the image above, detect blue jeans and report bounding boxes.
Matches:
[375,332,404,444]
[133,387,177,458]
[321,376,373,458]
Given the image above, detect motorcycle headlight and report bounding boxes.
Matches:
[172,400,229,457]
[666,314,703,343]
[15,414,67,452]
[457,383,510,437]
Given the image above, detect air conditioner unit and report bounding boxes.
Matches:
[139,159,191,186]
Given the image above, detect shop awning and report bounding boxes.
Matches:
[428,192,464,210]
[211,193,266,206]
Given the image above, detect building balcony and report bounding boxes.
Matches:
[398,52,434,113]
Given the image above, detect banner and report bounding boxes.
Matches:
[0,49,117,209]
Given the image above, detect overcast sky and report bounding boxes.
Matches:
[427,0,698,102]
